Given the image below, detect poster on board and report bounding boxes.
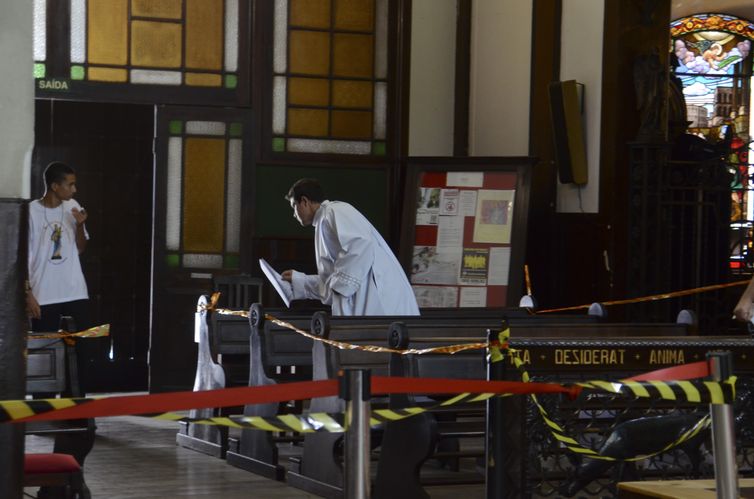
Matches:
[473,189,515,244]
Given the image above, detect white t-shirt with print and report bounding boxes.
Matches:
[28,198,90,306]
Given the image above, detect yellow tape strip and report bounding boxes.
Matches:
[28,324,110,340]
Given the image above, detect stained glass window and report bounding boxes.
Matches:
[34,0,242,91]
[165,119,243,269]
[271,0,389,156]
[670,13,754,273]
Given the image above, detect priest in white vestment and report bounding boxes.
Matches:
[282,178,419,316]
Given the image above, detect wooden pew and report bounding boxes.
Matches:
[26,333,96,498]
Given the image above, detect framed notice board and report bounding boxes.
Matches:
[400,157,534,308]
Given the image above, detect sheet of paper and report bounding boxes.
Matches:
[411,246,461,285]
[473,189,515,244]
[488,247,511,285]
[460,190,477,216]
[460,287,487,307]
[416,187,441,225]
[447,171,483,187]
[440,189,459,216]
[459,247,489,285]
[411,285,459,308]
[437,216,464,248]
[259,258,293,307]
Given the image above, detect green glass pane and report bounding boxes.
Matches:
[34,63,46,79]
[272,137,286,152]
[229,122,243,137]
[70,65,85,80]
[166,254,180,267]
[372,142,386,156]
[224,254,240,269]
[169,120,183,135]
[225,74,238,88]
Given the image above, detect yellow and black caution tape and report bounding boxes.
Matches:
[489,327,733,461]
[538,280,749,314]
[28,324,110,340]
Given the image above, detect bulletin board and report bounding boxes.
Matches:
[400,158,534,308]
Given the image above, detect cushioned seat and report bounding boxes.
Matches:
[24,453,90,499]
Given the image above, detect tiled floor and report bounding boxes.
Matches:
[25,415,484,498]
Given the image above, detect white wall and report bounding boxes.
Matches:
[408,0,457,156]
[0,1,33,198]
[556,0,604,213]
[468,0,532,156]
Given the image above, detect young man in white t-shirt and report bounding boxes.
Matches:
[26,161,90,332]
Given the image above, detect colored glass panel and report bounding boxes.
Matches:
[273,76,287,134]
[131,20,182,68]
[224,74,238,88]
[224,0,239,72]
[224,254,240,269]
[272,137,286,151]
[289,77,330,106]
[374,0,388,78]
[88,67,128,82]
[183,137,226,252]
[333,33,373,78]
[332,80,373,108]
[372,141,385,155]
[226,139,242,253]
[131,69,182,85]
[186,73,223,87]
[229,123,243,136]
[186,121,226,136]
[34,63,46,79]
[289,30,331,76]
[186,0,224,71]
[334,0,374,31]
[183,254,223,268]
[331,110,372,138]
[169,120,183,134]
[273,0,288,74]
[33,0,46,61]
[373,81,387,139]
[131,0,182,19]
[166,137,183,251]
[287,138,370,154]
[290,0,331,29]
[71,66,85,80]
[70,0,86,63]
[166,254,180,267]
[288,109,329,136]
[88,0,128,65]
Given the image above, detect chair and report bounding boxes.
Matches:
[24,453,91,498]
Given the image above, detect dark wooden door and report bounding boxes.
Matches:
[150,106,253,392]
[33,100,153,392]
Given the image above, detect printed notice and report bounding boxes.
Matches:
[440,189,460,216]
[447,171,484,187]
[412,285,459,308]
[473,189,515,244]
[460,287,487,307]
[459,247,489,285]
[411,246,461,285]
[437,215,464,248]
[488,246,511,285]
[460,190,477,216]
[416,187,441,225]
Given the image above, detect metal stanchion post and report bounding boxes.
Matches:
[342,369,372,499]
[708,351,738,499]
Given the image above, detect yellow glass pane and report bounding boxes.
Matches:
[131,0,182,19]
[333,33,373,78]
[185,73,222,87]
[289,30,330,76]
[288,109,329,136]
[289,77,330,106]
[332,80,373,108]
[290,0,331,29]
[88,0,128,65]
[131,21,182,68]
[334,0,374,31]
[88,67,128,82]
[331,110,372,138]
[186,0,223,71]
[183,138,226,253]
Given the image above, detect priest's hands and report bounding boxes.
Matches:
[281,270,293,282]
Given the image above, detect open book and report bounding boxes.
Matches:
[259,258,293,307]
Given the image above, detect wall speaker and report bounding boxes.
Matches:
[549,80,588,185]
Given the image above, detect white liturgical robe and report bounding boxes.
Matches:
[290,200,420,316]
